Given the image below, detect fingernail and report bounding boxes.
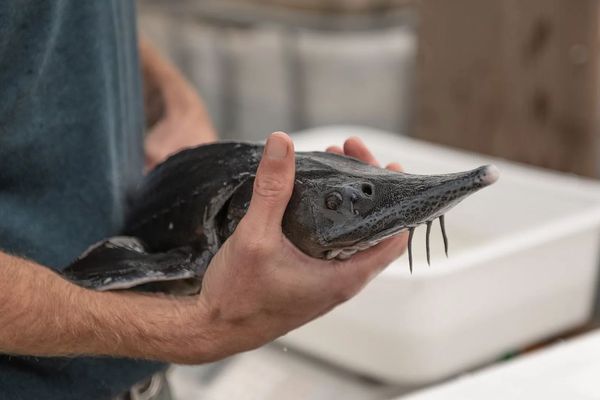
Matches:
[266,132,288,160]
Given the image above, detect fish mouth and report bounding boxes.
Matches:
[324,224,408,260]
[324,165,500,267]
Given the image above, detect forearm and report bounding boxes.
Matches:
[139,37,216,143]
[0,251,212,362]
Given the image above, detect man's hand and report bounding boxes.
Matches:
[325,136,404,172]
[140,38,217,171]
[0,133,406,365]
[188,133,407,362]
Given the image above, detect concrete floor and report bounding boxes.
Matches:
[168,344,415,400]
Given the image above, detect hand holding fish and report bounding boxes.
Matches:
[56,131,496,364]
[191,133,408,362]
[0,130,496,366]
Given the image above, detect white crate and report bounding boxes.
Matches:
[281,126,600,385]
[401,331,600,399]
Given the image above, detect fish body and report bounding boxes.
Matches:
[63,142,499,293]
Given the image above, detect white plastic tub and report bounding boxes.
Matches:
[401,330,600,399]
[281,126,600,385]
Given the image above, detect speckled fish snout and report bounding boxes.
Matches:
[401,164,500,272]
[305,162,499,270]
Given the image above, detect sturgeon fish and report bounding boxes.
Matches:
[63,142,499,294]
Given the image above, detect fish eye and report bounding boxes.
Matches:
[361,183,374,196]
[325,192,343,210]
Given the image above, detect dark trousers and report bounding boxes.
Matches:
[113,372,172,400]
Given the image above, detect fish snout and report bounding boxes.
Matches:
[431,164,500,209]
[403,164,499,272]
[479,164,500,186]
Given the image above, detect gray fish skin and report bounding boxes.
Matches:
[64,142,499,291]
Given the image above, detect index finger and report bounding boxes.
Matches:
[343,137,379,167]
[342,233,408,280]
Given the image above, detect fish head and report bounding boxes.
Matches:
[283,152,499,260]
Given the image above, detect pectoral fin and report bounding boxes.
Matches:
[63,237,212,294]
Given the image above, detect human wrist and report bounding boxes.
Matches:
[79,290,216,363]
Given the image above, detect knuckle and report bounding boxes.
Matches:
[254,175,287,200]
[335,285,356,303]
[386,162,403,172]
[332,278,359,303]
[233,219,253,237]
[355,268,374,284]
[330,265,376,303]
[241,238,274,260]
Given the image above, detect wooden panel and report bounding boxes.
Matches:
[415,0,600,177]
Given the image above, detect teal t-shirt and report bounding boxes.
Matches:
[0,1,165,398]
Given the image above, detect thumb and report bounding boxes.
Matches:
[243,132,295,235]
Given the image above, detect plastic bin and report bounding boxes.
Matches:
[280,126,600,385]
[401,330,600,399]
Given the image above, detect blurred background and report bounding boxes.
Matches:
[140,0,600,177]
[140,0,416,143]
[138,1,600,399]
